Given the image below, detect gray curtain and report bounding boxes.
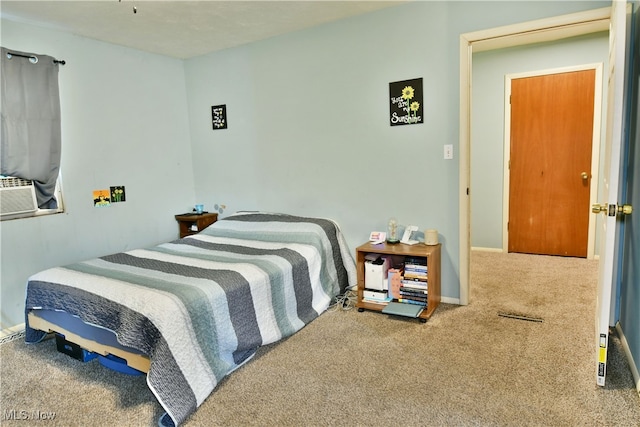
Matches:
[1,47,61,209]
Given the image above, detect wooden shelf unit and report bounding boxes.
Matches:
[355,241,441,322]
[174,212,218,238]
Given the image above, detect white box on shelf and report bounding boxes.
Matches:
[363,290,389,301]
[365,256,390,291]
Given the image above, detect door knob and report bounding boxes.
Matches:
[592,203,633,215]
[592,203,607,214]
[617,204,633,215]
[581,172,589,180]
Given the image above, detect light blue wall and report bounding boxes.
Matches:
[0,0,612,327]
[619,1,640,390]
[184,0,610,303]
[0,20,196,328]
[184,1,459,300]
[471,33,610,250]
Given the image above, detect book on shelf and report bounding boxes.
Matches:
[399,297,427,305]
[388,268,403,299]
[404,256,427,266]
[403,273,427,279]
[400,296,427,304]
[398,298,427,306]
[363,297,392,305]
[400,287,427,296]
[404,262,427,270]
[398,290,428,299]
[404,270,427,278]
[402,277,427,283]
[404,261,427,268]
[382,301,423,318]
[400,284,427,291]
[403,273,427,281]
[401,280,427,290]
[400,299,427,306]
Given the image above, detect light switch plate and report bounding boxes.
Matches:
[444,144,454,160]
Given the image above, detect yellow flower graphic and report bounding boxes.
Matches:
[401,86,415,100]
[410,101,420,123]
[111,187,125,202]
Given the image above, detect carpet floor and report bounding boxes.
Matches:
[1,250,638,426]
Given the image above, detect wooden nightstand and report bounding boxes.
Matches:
[355,241,441,322]
[174,212,218,238]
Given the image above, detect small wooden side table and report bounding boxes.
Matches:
[174,212,218,238]
[354,241,441,322]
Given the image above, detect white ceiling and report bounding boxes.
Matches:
[1,1,405,59]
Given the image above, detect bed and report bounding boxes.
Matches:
[24,212,356,427]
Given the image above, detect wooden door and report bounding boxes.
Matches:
[508,69,595,257]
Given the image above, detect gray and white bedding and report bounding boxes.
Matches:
[25,212,356,426]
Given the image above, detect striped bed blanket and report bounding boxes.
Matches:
[25,212,356,426]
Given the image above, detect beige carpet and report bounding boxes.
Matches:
[1,251,639,426]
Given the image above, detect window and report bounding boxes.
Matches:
[0,47,65,220]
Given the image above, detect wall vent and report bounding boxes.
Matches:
[0,177,38,218]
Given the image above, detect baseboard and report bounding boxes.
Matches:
[441,296,460,305]
[0,323,26,344]
[615,322,640,396]
[471,247,504,253]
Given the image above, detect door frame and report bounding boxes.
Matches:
[459,7,611,305]
[502,64,604,259]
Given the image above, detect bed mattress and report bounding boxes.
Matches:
[25,212,356,426]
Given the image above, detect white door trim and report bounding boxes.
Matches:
[502,63,604,259]
[459,7,611,305]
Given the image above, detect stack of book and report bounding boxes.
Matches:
[398,256,428,307]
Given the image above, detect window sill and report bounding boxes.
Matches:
[1,208,64,221]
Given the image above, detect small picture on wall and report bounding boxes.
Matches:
[211,104,227,130]
[389,78,423,126]
[110,186,126,203]
[93,189,111,207]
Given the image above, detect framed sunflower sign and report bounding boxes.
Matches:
[389,78,423,126]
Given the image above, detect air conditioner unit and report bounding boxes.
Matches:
[0,177,38,218]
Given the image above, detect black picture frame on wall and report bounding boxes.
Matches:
[389,78,423,126]
[211,104,227,130]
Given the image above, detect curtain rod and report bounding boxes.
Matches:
[6,52,66,65]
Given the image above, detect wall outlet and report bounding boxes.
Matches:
[444,144,453,160]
